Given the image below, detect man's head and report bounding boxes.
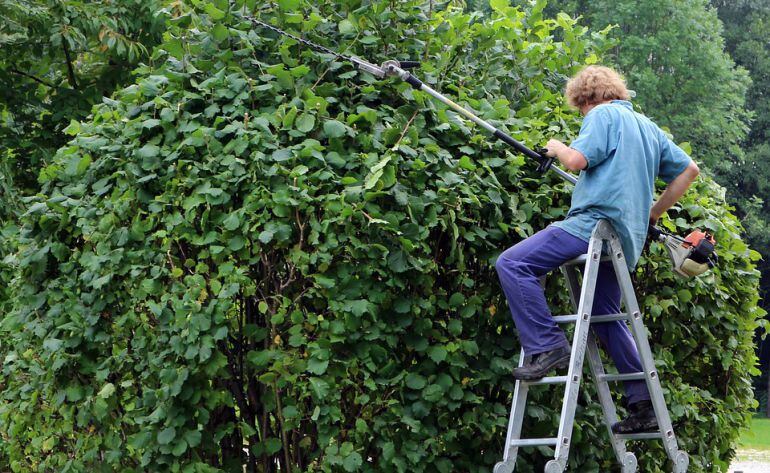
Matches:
[565,65,630,115]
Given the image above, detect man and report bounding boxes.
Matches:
[494,65,700,433]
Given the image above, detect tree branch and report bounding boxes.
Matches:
[9,67,56,88]
[62,39,79,89]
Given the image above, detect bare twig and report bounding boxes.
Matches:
[272,380,293,470]
[393,109,419,148]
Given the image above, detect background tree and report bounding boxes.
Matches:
[0,0,168,218]
[711,0,770,415]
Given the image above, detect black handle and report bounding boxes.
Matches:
[535,147,555,174]
[648,225,663,241]
[399,61,420,69]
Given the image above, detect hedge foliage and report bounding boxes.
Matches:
[0,0,764,472]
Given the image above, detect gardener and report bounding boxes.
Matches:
[494,65,700,434]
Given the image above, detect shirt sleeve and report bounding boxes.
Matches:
[569,108,613,169]
[658,133,692,183]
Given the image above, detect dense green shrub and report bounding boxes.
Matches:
[0,1,763,472]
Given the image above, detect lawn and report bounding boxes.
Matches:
[740,417,770,450]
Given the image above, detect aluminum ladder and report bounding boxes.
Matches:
[494,220,689,473]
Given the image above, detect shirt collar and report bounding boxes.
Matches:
[610,99,633,110]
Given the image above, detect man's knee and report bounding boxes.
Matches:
[495,248,526,275]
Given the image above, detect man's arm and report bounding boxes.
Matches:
[649,161,700,224]
[544,138,588,172]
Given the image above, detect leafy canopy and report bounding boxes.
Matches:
[0,0,167,207]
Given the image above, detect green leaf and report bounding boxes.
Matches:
[338,19,356,35]
[76,154,92,174]
[63,119,80,136]
[229,235,246,251]
[277,0,300,10]
[158,427,176,445]
[212,23,229,42]
[259,229,275,243]
[458,155,476,171]
[423,384,444,402]
[171,439,187,456]
[98,383,116,399]
[184,430,202,448]
[309,377,330,399]
[677,289,693,303]
[204,3,226,20]
[296,113,315,133]
[136,144,159,159]
[427,346,447,363]
[323,120,347,138]
[388,250,408,272]
[405,373,427,390]
[449,292,465,307]
[290,65,311,77]
[307,357,329,375]
[490,0,510,11]
[264,437,282,455]
[343,452,363,472]
[223,213,240,231]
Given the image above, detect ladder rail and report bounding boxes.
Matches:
[551,235,604,468]
[502,348,530,465]
[562,263,634,470]
[603,227,684,464]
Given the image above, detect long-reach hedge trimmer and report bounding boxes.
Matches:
[248,16,577,185]
[248,15,717,277]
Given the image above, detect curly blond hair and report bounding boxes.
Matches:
[565,65,630,108]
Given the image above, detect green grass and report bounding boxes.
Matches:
[740,417,770,450]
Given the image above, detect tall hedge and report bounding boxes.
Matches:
[0,1,764,472]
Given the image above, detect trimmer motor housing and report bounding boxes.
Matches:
[649,227,717,277]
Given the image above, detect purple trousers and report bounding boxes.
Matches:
[495,225,650,404]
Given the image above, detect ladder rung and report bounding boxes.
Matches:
[615,432,663,441]
[525,376,568,386]
[592,313,628,323]
[553,313,627,324]
[511,438,558,447]
[563,254,613,266]
[599,372,646,382]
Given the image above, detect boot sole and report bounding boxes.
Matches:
[611,420,659,435]
[513,355,571,381]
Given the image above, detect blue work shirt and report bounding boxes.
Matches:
[552,100,692,269]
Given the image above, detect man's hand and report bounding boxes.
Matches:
[544,139,568,157]
[545,139,588,172]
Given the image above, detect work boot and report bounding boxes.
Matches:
[513,346,571,381]
[612,400,658,434]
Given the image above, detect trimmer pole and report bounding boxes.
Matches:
[380,61,578,185]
